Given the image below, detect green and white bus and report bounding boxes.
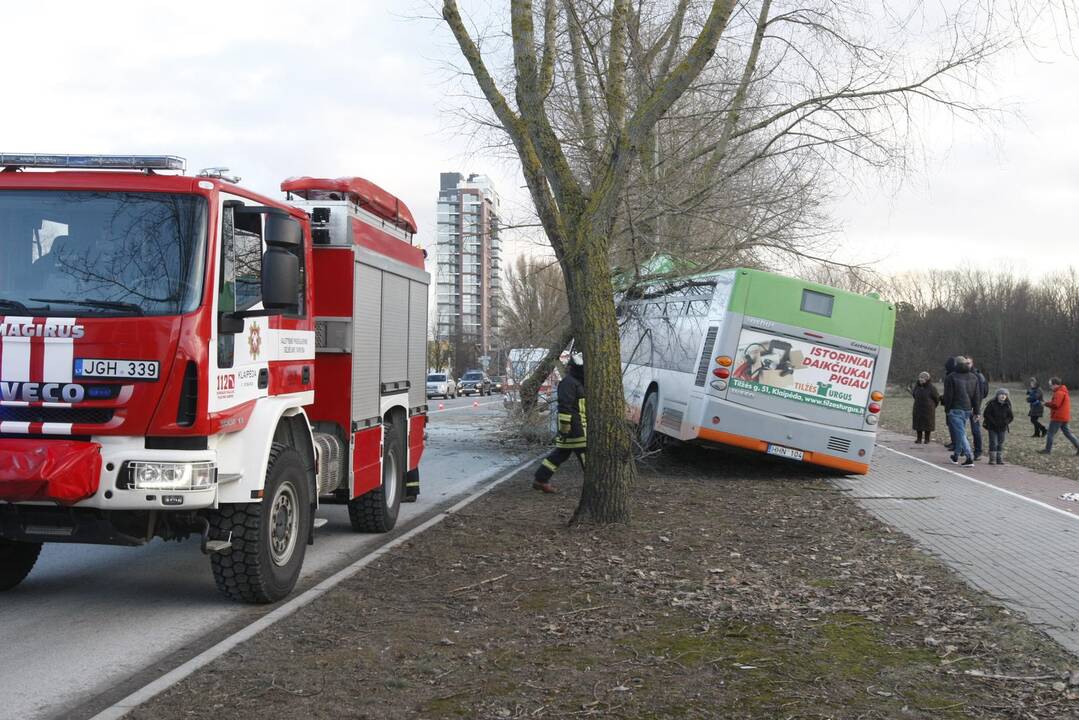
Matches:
[619,268,896,474]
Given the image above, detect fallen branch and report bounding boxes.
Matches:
[450,573,508,593]
[560,604,613,617]
[960,670,1058,681]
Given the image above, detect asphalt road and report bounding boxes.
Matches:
[0,395,527,720]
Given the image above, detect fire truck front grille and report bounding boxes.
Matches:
[0,406,115,425]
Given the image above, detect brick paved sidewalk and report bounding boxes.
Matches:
[836,430,1079,655]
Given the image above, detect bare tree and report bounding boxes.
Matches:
[441,0,1076,524]
[498,255,569,350]
[444,0,738,524]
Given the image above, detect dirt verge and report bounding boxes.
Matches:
[132,445,1077,719]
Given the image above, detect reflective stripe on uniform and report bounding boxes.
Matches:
[542,459,559,471]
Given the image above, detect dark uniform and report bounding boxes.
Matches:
[533,366,586,491]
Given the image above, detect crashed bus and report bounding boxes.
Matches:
[620,268,895,474]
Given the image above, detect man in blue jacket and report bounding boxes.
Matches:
[942,356,983,468]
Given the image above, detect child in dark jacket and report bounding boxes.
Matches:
[982,388,1014,465]
[1027,378,1046,437]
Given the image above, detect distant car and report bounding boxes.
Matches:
[459,371,492,396]
[426,373,457,399]
[491,376,504,393]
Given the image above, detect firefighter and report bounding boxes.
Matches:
[533,352,586,493]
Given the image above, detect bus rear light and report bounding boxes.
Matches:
[870,391,884,401]
[710,380,728,392]
[866,415,879,426]
[712,367,730,379]
[868,403,881,414]
[858,449,867,456]
[711,416,721,424]
[715,356,733,367]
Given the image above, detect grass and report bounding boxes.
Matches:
[881,384,1079,482]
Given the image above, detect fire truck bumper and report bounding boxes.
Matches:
[0,439,102,505]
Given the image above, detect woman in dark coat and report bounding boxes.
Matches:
[910,371,941,444]
[1027,377,1046,437]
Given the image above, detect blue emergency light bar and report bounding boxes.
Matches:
[0,153,186,171]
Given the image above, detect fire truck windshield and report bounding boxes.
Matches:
[0,190,207,317]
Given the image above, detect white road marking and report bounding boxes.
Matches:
[89,454,543,720]
[879,444,1079,521]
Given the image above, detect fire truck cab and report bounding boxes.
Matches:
[0,154,429,603]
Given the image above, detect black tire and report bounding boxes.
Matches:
[638,389,660,452]
[210,443,312,604]
[348,421,403,533]
[0,539,42,591]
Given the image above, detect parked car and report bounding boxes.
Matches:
[426,372,457,399]
[491,376,504,393]
[459,371,492,396]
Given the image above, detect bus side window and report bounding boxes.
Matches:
[688,300,709,317]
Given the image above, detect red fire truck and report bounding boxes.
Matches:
[0,154,429,603]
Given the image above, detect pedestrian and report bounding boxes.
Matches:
[982,388,1014,465]
[943,354,958,451]
[910,371,940,444]
[967,356,989,460]
[532,352,586,493]
[1038,376,1079,456]
[942,355,983,467]
[1026,377,1047,437]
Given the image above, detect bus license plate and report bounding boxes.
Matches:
[766,444,804,461]
[75,358,159,380]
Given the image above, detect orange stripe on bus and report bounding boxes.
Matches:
[697,427,869,475]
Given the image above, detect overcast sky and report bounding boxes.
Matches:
[2,1,1075,280]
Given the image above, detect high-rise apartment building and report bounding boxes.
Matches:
[435,172,501,370]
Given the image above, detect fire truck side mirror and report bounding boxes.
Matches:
[262,246,300,312]
[264,214,302,248]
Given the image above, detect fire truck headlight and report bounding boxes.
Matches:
[125,461,217,491]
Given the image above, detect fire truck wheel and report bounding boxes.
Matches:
[348,421,403,533]
[638,389,660,452]
[209,443,311,604]
[0,539,42,591]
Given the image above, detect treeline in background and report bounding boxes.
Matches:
[884,270,1079,386]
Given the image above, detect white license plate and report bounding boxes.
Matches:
[766,443,804,461]
[75,358,160,380]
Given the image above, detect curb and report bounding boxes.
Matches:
[89,454,542,720]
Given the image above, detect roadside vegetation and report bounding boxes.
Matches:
[133,447,1077,719]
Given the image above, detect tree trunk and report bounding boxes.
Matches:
[566,224,635,525]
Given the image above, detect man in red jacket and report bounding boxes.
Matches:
[1039,377,1079,455]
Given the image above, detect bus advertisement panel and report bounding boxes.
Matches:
[731,328,876,416]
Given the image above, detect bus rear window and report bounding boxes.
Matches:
[801,289,834,317]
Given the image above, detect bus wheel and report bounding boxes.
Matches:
[0,539,42,591]
[210,443,311,604]
[348,421,403,533]
[638,390,660,452]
